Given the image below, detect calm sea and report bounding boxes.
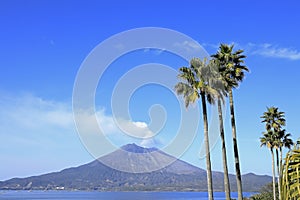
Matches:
[0,191,255,200]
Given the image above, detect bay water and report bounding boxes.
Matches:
[0,191,256,200]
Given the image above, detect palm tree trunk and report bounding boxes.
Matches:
[200,92,214,200]
[279,149,283,200]
[276,149,281,200]
[218,99,231,200]
[228,89,243,200]
[279,148,283,173]
[271,148,277,200]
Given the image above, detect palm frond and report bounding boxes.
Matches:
[281,147,300,199]
[175,57,226,108]
[211,43,249,90]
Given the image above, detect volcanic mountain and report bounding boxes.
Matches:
[0,143,271,191]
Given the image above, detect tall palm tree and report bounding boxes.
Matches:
[212,44,249,200]
[260,131,277,200]
[175,58,218,200]
[208,60,231,200]
[217,98,231,200]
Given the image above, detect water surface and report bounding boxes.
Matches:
[0,191,255,200]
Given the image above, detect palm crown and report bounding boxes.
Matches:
[211,44,249,89]
[261,107,286,133]
[175,58,223,107]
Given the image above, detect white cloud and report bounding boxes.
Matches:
[0,92,161,161]
[116,119,155,139]
[201,42,220,49]
[81,109,156,140]
[0,94,73,133]
[73,108,160,148]
[143,48,165,55]
[250,43,300,60]
[140,137,163,148]
[173,40,202,52]
[201,42,300,60]
[0,93,98,180]
[0,93,165,180]
[133,121,148,128]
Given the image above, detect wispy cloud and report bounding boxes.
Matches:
[0,93,159,149]
[201,42,220,49]
[172,40,210,60]
[0,93,87,180]
[78,108,158,147]
[173,40,202,52]
[0,93,163,180]
[117,119,155,139]
[0,94,73,133]
[143,48,166,55]
[249,43,300,60]
[201,42,300,60]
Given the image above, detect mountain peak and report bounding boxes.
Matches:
[121,143,158,153]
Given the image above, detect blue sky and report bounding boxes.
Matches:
[0,0,300,180]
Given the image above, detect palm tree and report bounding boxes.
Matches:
[261,107,294,200]
[175,58,218,200]
[261,107,286,133]
[261,107,285,200]
[212,44,249,200]
[274,130,293,200]
[274,130,294,175]
[217,98,231,200]
[260,131,277,200]
[280,132,293,170]
[208,60,231,200]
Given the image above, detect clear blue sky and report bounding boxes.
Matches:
[0,0,300,180]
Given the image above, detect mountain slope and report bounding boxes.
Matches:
[0,144,271,192]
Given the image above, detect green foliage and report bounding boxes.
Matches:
[212,43,249,200]
[261,107,285,132]
[249,182,279,200]
[175,58,222,108]
[250,193,273,200]
[260,107,289,150]
[281,143,300,200]
[260,106,294,200]
[211,43,249,90]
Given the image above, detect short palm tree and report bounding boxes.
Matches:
[212,44,249,200]
[261,107,285,133]
[280,132,294,169]
[261,107,285,200]
[261,107,293,200]
[175,58,218,200]
[261,107,294,200]
[274,130,294,200]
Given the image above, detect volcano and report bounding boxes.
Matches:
[0,143,271,192]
